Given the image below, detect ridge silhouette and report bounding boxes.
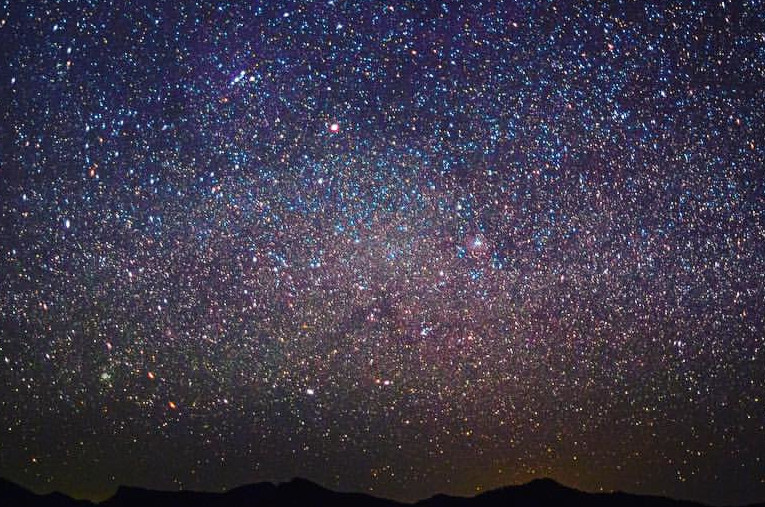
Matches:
[2,476,763,507]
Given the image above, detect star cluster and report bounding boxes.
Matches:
[1,0,764,505]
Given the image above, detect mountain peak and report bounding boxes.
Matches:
[280,477,330,492]
[285,477,322,486]
[525,477,566,489]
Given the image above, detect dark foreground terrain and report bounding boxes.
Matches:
[1,476,762,507]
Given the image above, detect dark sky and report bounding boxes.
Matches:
[1,0,764,505]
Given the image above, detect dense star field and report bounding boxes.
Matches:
[1,0,764,505]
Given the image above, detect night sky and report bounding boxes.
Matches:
[1,0,764,505]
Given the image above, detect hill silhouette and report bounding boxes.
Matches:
[2,476,763,507]
[0,477,92,507]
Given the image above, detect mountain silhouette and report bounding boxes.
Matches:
[0,477,92,507]
[2,476,764,507]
